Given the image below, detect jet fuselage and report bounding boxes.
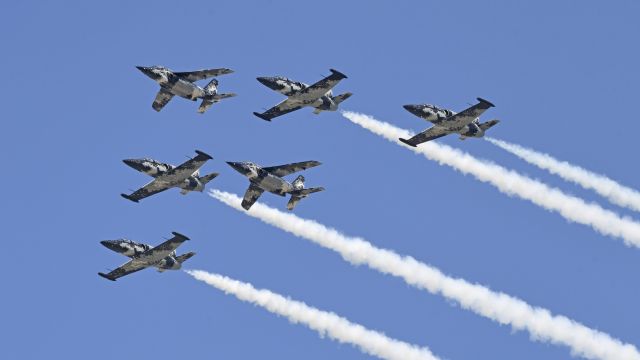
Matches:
[403,104,493,139]
[100,239,181,271]
[137,66,206,100]
[227,161,294,195]
[123,158,207,193]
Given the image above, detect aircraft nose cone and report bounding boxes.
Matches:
[256,77,280,90]
[226,161,247,174]
[123,159,147,172]
[136,66,154,78]
[403,105,413,111]
[100,240,120,252]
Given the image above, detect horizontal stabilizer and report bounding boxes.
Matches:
[333,92,352,105]
[98,272,116,281]
[479,119,500,131]
[175,251,196,263]
[200,172,219,185]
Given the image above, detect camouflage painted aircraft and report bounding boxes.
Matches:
[253,69,352,121]
[98,232,194,281]
[121,150,217,202]
[136,65,236,113]
[226,160,324,210]
[399,98,499,147]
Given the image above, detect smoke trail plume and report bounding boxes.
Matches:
[210,189,640,360]
[486,137,640,213]
[341,111,640,248]
[187,270,440,360]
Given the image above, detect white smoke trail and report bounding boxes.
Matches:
[341,111,640,248]
[210,189,640,360]
[187,270,440,360]
[486,137,640,213]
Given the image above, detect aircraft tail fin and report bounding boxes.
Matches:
[175,251,196,264]
[287,187,324,210]
[479,119,500,131]
[333,92,352,105]
[204,78,218,94]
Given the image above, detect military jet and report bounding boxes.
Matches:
[226,160,324,210]
[98,232,194,281]
[136,65,236,113]
[121,150,217,202]
[399,98,500,147]
[253,69,352,121]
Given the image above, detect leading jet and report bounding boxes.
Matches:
[98,231,194,281]
[136,65,236,113]
[399,98,499,147]
[226,160,324,210]
[253,69,352,121]
[121,150,218,202]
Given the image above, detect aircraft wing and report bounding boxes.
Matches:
[121,178,172,202]
[152,89,175,112]
[442,98,495,129]
[98,258,149,281]
[253,98,304,121]
[161,150,213,183]
[295,69,348,101]
[263,161,322,177]
[174,68,234,82]
[398,126,451,147]
[137,232,190,262]
[241,183,265,210]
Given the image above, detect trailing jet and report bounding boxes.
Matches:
[399,98,499,147]
[226,160,324,210]
[253,69,352,121]
[121,150,218,202]
[98,231,194,281]
[136,65,236,113]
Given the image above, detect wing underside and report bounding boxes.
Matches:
[399,126,451,147]
[241,183,265,210]
[442,98,495,128]
[122,178,172,202]
[174,68,233,82]
[152,89,175,112]
[161,150,213,183]
[263,161,322,177]
[254,98,304,121]
[98,259,149,281]
[295,69,347,101]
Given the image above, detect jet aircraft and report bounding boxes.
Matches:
[98,231,194,281]
[226,160,324,210]
[253,69,352,121]
[399,98,499,146]
[121,150,217,202]
[136,65,236,113]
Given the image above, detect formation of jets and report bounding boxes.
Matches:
[100,65,501,280]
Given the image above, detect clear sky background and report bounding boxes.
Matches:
[2,1,640,359]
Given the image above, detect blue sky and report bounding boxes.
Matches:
[2,1,640,359]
